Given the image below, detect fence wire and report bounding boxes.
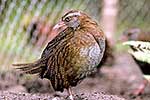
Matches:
[117,0,150,33]
[0,0,149,71]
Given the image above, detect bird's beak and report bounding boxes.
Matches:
[53,21,66,30]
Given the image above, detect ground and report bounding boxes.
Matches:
[0,53,150,100]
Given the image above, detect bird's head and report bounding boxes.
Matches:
[53,10,97,31]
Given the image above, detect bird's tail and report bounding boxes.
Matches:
[12,59,46,75]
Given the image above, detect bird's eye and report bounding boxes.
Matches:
[65,17,70,22]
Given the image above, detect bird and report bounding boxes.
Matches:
[121,28,150,95]
[13,10,106,100]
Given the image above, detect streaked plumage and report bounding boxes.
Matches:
[13,10,106,99]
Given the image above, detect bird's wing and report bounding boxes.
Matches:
[90,30,106,63]
[40,28,75,91]
[123,41,150,64]
[41,28,73,58]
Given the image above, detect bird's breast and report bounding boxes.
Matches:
[79,43,101,69]
[69,30,105,72]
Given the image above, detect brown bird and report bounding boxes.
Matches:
[121,28,150,95]
[13,10,106,100]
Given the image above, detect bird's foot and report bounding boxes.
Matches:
[65,95,82,100]
[52,97,61,100]
[69,94,74,100]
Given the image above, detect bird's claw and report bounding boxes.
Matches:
[69,95,74,100]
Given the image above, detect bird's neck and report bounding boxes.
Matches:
[80,19,105,39]
[81,19,98,29]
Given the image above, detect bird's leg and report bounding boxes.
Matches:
[133,78,148,95]
[67,87,74,100]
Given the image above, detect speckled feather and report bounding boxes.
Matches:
[13,10,105,92]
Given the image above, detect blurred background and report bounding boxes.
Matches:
[0,0,149,97]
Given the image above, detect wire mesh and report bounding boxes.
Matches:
[0,0,149,71]
[0,0,101,71]
[117,0,150,33]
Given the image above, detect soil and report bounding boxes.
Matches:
[0,91,125,100]
[0,53,150,100]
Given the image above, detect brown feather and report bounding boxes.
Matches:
[13,10,106,93]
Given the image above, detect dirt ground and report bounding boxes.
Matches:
[0,53,150,100]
